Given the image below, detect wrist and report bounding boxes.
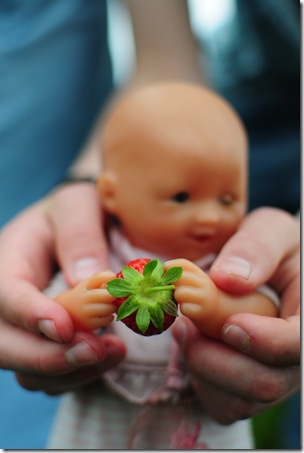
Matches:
[60,176,96,185]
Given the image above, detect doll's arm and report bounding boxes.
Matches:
[165,259,278,340]
[55,270,117,331]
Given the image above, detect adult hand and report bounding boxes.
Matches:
[172,207,300,424]
[47,182,109,286]
[0,183,126,394]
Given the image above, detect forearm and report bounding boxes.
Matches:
[126,0,204,86]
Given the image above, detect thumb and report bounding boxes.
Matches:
[209,208,299,294]
[222,313,300,366]
[49,183,108,285]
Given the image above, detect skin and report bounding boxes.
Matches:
[0,0,200,396]
[0,0,299,425]
[172,208,300,424]
[55,83,278,339]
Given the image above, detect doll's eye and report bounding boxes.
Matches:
[171,192,189,203]
[219,193,235,206]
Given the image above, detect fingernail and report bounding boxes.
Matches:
[222,324,251,353]
[38,319,62,343]
[73,257,102,281]
[65,341,99,366]
[216,256,252,280]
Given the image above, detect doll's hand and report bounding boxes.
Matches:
[171,207,300,424]
[55,270,117,330]
[164,258,219,325]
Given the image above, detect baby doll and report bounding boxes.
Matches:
[49,83,278,449]
[55,82,278,338]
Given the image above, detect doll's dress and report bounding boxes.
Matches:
[47,228,278,449]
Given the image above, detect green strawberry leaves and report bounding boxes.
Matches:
[106,259,182,334]
[116,295,140,320]
[122,266,143,284]
[136,306,150,333]
[106,279,133,298]
[143,259,163,279]
[161,266,183,286]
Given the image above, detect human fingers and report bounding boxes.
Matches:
[0,209,74,341]
[15,334,126,394]
[16,366,104,395]
[172,317,300,404]
[0,319,126,375]
[221,243,300,366]
[0,277,75,342]
[48,183,108,286]
[191,378,262,425]
[191,375,296,425]
[222,314,300,366]
[209,208,299,294]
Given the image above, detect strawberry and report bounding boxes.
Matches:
[106,258,182,336]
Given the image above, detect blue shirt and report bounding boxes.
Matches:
[200,0,300,213]
[0,0,113,448]
[0,0,113,226]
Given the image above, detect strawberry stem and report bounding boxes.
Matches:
[144,285,176,295]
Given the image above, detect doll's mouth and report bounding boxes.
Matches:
[190,233,214,243]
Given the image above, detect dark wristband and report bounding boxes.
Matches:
[60,176,96,185]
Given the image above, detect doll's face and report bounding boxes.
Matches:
[98,83,248,261]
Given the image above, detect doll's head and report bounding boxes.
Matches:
[97,82,248,261]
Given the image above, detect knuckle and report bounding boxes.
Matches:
[15,373,38,391]
[249,369,289,403]
[210,396,258,425]
[33,348,67,375]
[34,351,54,374]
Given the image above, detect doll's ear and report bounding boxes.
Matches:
[96,172,118,213]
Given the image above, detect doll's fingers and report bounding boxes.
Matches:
[165,258,203,275]
[84,288,116,304]
[175,286,210,305]
[85,270,117,290]
[85,314,114,330]
[174,270,211,288]
[175,287,216,320]
[84,303,116,317]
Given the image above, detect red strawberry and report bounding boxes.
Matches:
[106,258,182,336]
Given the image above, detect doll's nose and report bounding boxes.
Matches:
[194,204,220,228]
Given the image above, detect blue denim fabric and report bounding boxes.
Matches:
[0,0,113,448]
[0,0,113,226]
